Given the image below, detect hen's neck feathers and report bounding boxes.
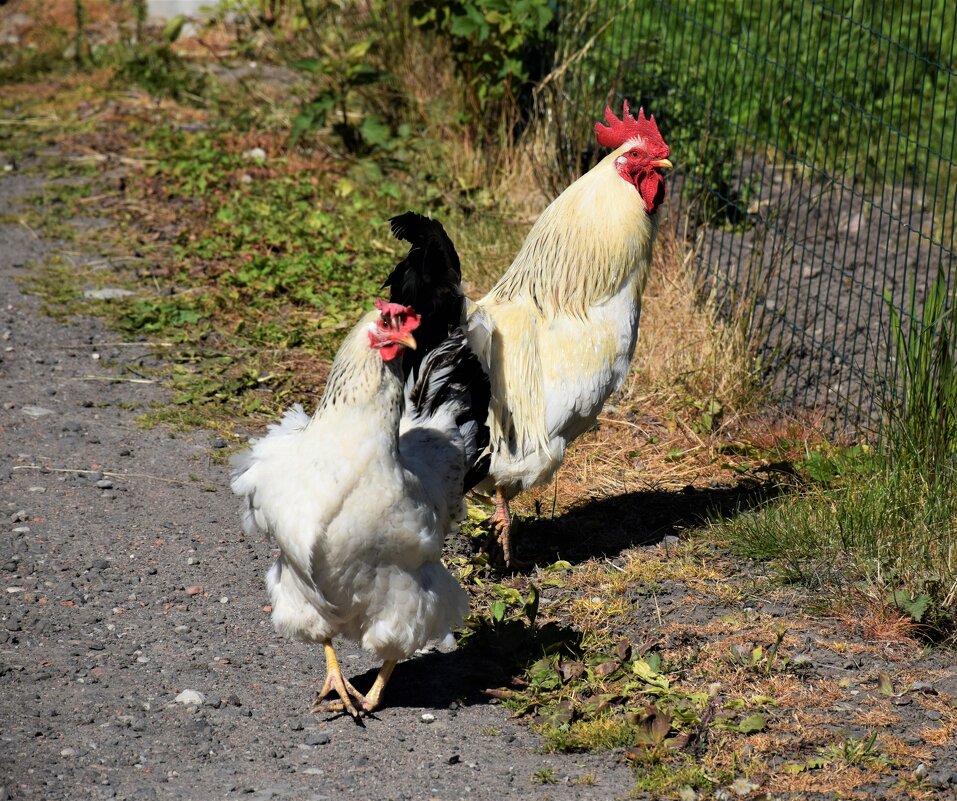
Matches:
[313,311,404,431]
[485,147,656,317]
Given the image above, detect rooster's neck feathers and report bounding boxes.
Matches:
[486,149,656,317]
[315,310,405,425]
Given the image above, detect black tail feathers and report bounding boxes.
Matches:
[388,212,491,490]
[385,212,465,372]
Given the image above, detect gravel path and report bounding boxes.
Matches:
[0,170,633,800]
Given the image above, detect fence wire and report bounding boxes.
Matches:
[548,0,956,433]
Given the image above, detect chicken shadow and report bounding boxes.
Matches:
[505,472,784,570]
[342,618,582,714]
[339,474,783,715]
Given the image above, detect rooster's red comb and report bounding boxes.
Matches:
[374,299,421,330]
[594,100,669,156]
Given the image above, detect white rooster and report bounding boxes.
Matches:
[231,300,482,716]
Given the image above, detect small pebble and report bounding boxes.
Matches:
[95,479,113,489]
[219,596,229,604]
[60,748,77,757]
[305,732,330,746]
[891,694,912,706]
[911,681,937,694]
[187,557,200,566]
[185,585,204,596]
[211,436,227,449]
[420,713,436,723]
[174,689,205,706]
[915,763,929,780]
[10,510,27,523]
[21,406,54,418]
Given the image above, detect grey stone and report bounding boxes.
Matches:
[21,405,54,418]
[305,731,330,746]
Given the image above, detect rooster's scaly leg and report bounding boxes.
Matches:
[490,486,515,567]
[313,640,361,718]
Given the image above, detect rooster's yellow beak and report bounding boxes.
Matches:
[653,158,674,170]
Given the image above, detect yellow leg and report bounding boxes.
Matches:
[360,660,397,713]
[312,640,362,718]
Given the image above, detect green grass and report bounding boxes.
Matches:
[714,270,957,635]
[724,462,957,627]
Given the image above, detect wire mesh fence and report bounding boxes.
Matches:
[544,0,956,433]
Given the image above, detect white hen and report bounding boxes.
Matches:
[231,300,478,716]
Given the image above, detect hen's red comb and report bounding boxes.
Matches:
[594,100,669,155]
[374,299,421,330]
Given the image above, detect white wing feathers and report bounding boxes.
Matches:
[230,348,468,662]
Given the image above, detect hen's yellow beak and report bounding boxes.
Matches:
[653,158,674,170]
[396,332,417,350]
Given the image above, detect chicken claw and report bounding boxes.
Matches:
[359,660,396,713]
[314,641,362,718]
[314,654,398,717]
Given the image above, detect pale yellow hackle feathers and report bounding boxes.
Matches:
[472,144,658,458]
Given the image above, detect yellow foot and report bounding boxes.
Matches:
[312,642,363,718]
[311,656,398,717]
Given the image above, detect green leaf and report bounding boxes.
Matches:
[163,14,187,43]
[887,590,932,623]
[737,713,767,734]
[490,599,506,622]
[290,58,329,74]
[359,116,392,149]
